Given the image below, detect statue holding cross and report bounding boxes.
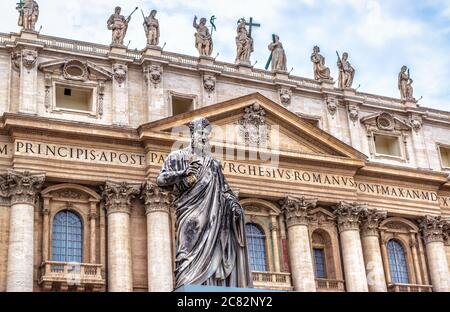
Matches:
[16,0,39,32]
[235,17,260,66]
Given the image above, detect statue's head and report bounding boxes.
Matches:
[115,6,121,14]
[274,35,280,42]
[199,17,207,25]
[238,18,246,26]
[189,118,212,153]
[342,52,348,60]
[150,10,157,17]
[313,46,320,53]
[401,65,407,72]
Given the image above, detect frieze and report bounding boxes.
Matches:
[149,151,444,204]
[14,140,145,168]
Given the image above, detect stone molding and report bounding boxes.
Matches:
[279,195,317,227]
[141,179,172,215]
[418,215,447,244]
[360,209,387,237]
[0,170,46,206]
[101,181,140,215]
[333,201,367,233]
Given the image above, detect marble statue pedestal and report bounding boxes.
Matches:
[174,285,287,292]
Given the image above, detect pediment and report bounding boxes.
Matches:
[139,93,367,165]
[361,112,412,132]
[39,58,113,81]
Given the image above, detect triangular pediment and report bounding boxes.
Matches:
[139,93,367,166]
[39,59,113,81]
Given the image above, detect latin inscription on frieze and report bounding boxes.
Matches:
[14,140,145,167]
[149,151,444,204]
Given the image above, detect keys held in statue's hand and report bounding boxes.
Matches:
[185,160,202,187]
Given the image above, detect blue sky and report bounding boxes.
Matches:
[1,0,449,111]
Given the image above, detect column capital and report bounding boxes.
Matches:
[101,181,141,216]
[360,209,387,237]
[4,170,45,206]
[334,201,367,233]
[141,179,173,215]
[279,195,317,227]
[418,215,447,244]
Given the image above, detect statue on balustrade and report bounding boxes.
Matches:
[107,6,136,47]
[156,118,253,289]
[193,16,213,56]
[398,66,416,102]
[235,18,254,65]
[17,0,39,31]
[311,46,331,81]
[337,52,355,89]
[143,9,160,46]
[268,35,287,72]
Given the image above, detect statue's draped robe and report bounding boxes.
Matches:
[236,25,253,63]
[160,148,253,289]
[108,14,128,45]
[269,42,287,72]
[195,25,213,56]
[338,59,354,89]
[311,53,331,80]
[398,72,409,100]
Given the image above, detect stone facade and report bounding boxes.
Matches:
[0,28,449,293]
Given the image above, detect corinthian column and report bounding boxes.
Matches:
[280,196,317,292]
[5,170,45,292]
[360,209,387,292]
[102,181,141,292]
[141,180,174,292]
[334,202,368,292]
[419,216,450,292]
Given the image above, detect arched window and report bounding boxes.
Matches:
[245,223,267,272]
[52,210,83,263]
[387,240,409,284]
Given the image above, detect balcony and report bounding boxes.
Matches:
[39,261,105,292]
[252,271,293,291]
[388,283,433,292]
[315,279,346,292]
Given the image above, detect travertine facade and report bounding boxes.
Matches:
[0,23,449,293]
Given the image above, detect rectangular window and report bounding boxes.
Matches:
[171,95,194,116]
[55,84,93,112]
[313,248,327,279]
[374,135,401,157]
[440,146,450,169]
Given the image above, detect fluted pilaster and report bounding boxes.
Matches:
[334,202,368,292]
[360,209,387,292]
[102,181,140,292]
[4,170,45,292]
[141,180,174,292]
[419,216,450,292]
[280,196,317,292]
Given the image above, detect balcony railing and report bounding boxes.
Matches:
[39,261,105,292]
[388,283,433,292]
[252,271,293,291]
[315,279,346,292]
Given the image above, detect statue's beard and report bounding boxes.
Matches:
[192,142,210,156]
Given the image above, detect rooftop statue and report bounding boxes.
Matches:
[193,16,213,57]
[16,0,39,32]
[399,66,416,102]
[143,9,160,46]
[267,35,287,72]
[107,6,137,47]
[311,46,332,81]
[235,18,254,65]
[337,52,355,89]
[156,118,253,289]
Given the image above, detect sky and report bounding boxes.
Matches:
[1,0,449,111]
